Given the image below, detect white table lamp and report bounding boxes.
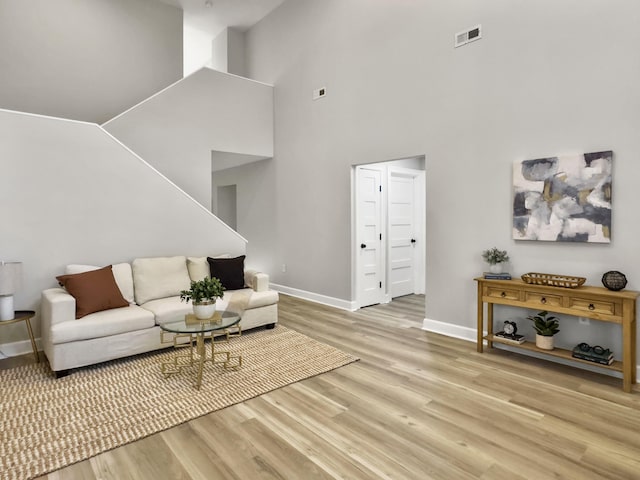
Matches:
[0,262,22,321]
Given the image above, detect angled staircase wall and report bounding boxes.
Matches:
[0,109,247,344]
[103,68,274,209]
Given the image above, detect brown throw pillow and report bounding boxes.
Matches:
[56,265,129,319]
[207,255,246,290]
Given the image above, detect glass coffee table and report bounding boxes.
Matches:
[159,310,242,389]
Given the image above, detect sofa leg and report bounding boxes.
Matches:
[54,369,70,379]
[265,323,276,330]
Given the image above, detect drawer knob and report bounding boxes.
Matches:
[588,303,595,310]
[500,291,506,298]
[541,297,547,304]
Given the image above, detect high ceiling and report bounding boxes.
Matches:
[156,0,285,37]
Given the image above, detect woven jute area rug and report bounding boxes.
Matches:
[0,325,358,480]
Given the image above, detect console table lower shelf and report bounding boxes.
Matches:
[485,334,624,373]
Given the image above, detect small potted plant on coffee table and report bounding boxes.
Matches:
[180,277,225,319]
[527,310,560,350]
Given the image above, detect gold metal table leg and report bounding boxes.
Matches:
[210,329,242,371]
[160,327,243,389]
[160,332,194,376]
[195,334,206,390]
[24,316,39,363]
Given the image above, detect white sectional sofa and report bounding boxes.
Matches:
[40,255,278,375]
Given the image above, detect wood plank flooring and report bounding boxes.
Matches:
[3,294,640,479]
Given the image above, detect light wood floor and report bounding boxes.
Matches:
[4,294,640,479]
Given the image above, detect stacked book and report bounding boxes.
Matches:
[494,331,526,344]
[483,272,512,280]
[571,345,614,365]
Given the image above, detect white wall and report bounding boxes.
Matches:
[104,68,274,208]
[227,28,247,77]
[0,0,183,123]
[0,110,246,345]
[184,24,215,76]
[243,0,640,351]
[210,29,229,73]
[210,28,247,77]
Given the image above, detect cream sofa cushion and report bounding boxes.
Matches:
[132,256,191,305]
[140,296,193,326]
[65,263,135,304]
[50,305,154,344]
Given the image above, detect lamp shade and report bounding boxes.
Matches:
[0,262,22,295]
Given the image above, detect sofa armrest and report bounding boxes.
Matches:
[41,288,76,330]
[244,269,269,292]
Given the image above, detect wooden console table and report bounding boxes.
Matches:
[475,278,638,392]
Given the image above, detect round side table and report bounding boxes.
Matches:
[0,310,39,363]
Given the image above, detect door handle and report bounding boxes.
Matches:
[411,239,417,243]
[360,243,367,249]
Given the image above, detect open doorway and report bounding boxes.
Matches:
[353,156,426,309]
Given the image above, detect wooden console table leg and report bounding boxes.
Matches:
[632,319,637,385]
[622,299,636,391]
[477,283,484,353]
[486,303,494,350]
[622,299,635,392]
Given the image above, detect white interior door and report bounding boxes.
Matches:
[356,166,383,308]
[388,168,424,298]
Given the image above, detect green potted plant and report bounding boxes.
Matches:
[527,310,560,350]
[482,247,510,273]
[180,277,225,319]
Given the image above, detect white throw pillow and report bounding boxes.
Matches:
[132,256,191,305]
[186,257,209,282]
[65,263,135,304]
[187,254,231,282]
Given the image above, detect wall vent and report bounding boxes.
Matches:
[455,24,482,48]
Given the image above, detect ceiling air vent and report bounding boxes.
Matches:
[455,24,482,48]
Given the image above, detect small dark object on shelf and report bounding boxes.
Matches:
[572,342,614,365]
[601,271,627,291]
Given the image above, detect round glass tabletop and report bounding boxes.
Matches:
[160,310,241,334]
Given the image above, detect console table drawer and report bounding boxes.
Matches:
[569,297,618,316]
[524,291,563,308]
[484,286,520,301]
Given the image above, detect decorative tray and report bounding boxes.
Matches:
[521,272,586,289]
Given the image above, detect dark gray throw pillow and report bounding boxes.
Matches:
[207,255,246,290]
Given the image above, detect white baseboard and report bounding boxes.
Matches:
[422,317,477,342]
[270,283,358,311]
[422,318,635,381]
[0,337,42,359]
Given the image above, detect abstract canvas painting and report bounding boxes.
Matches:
[513,150,612,243]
